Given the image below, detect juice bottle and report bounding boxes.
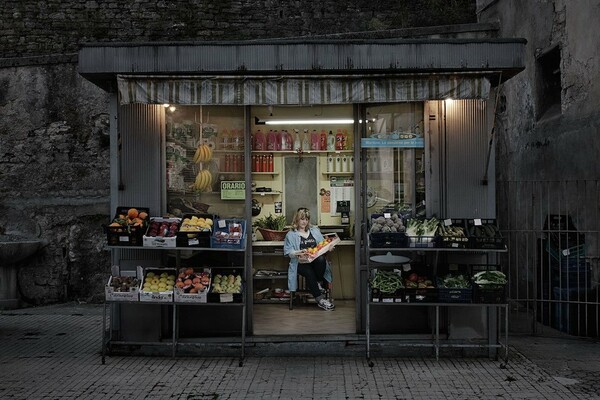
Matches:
[268,154,274,172]
[274,130,282,151]
[342,128,349,150]
[267,129,276,151]
[320,129,327,150]
[310,129,320,150]
[335,129,344,150]
[254,129,265,151]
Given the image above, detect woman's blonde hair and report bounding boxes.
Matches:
[291,207,311,230]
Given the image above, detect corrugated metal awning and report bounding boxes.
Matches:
[79,38,525,104]
[117,74,490,105]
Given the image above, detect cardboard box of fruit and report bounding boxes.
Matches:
[297,233,341,264]
[105,266,140,302]
[139,267,177,302]
[143,217,181,248]
[174,267,211,303]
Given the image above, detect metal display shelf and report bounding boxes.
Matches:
[104,242,247,366]
[102,298,246,366]
[365,244,509,366]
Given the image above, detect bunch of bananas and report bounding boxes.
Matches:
[193,144,213,164]
[193,169,213,192]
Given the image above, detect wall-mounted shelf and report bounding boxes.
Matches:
[251,172,279,176]
[251,150,353,154]
[251,191,282,196]
[322,172,354,176]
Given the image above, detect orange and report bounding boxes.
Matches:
[127,208,139,219]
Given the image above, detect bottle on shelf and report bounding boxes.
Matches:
[343,128,349,150]
[327,130,335,151]
[254,129,266,151]
[225,154,231,172]
[349,156,354,172]
[302,129,310,151]
[221,129,229,150]
[335,129,344,150]
[335,155,342,172]
[311,129,320,150]
[342,156,348,172]
[274,130,282,151]
[293,129,301,151]
[327,154,334,172]
[261,153,268,171]
[320,129,327,150]
[267,129,276,151]
[268,153,274,172]
[251,154,257,172]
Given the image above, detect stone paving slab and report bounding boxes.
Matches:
[0,303,594,399]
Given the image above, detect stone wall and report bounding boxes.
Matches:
[1,0,476,306]
[477,0,600,182]
[1,0,476,58]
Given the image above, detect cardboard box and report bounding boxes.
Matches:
[173,268,211,303]
[105,276,140,302]
[143,217,181,248]
[298,233,341,264]
[138,267,177,303]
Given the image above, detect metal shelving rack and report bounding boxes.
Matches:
[102,244,247,366]
[365,245,509,366]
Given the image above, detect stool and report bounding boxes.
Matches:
[289,276,331,310]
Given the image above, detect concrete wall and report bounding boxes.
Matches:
[0,1,477,305]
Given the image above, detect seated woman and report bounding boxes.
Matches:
[283,207,335,311]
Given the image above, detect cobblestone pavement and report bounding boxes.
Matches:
[0,303,598,399]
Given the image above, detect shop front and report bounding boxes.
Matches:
[80,39,525,359]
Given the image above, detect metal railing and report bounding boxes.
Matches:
[498,180,600,337]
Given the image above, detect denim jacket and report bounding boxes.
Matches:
[283,226,333,291]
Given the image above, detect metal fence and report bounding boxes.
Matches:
[498,180,600,337]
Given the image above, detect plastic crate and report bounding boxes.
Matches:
[104,206,150,246]
[438,287,472,303]
[467,219,506,249]
[211,218,246,249]
[399,288,438,303]
[208,268,244,303]
[436,219,469,249]
[176,213,217,248]
[407,236,436,248]
[473,284,506,304]
[369,213,408,248]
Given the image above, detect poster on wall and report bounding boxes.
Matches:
[329,177,354,216]
[221,181,245,200]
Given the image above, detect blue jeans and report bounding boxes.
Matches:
[297,255,327,298]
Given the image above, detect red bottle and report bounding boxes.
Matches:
[335,129,344,150]
[320,130,327,150]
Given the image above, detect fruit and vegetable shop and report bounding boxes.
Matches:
[78,38,525,360]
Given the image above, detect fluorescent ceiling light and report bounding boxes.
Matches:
[255,116,354,125]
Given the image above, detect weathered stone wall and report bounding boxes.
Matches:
[1,0,476,58]
[477,0,600,182]
[1,0,476,306]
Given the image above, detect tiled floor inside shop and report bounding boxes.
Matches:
[252,299,356,335]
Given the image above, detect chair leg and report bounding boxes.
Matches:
[289,291,295,310]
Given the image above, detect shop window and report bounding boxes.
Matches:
[536,45,562,119]
[363,103,425,218]
[165,105,246,218]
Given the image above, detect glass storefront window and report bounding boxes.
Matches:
[165,105,246,218]
[362,103,425,218]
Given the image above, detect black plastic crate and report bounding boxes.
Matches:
[437,219,469,249]
[176,213,217,248]
[399,288,438,303]
[104,206,150,247]
[473,284,506,304]
[467,219,506,249]
[370,232,408,248]
[438,287,472,303]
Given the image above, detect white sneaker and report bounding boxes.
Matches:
[317,298,335,311]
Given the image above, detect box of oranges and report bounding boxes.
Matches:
[173,267,211,303]
[297,233,341,264]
